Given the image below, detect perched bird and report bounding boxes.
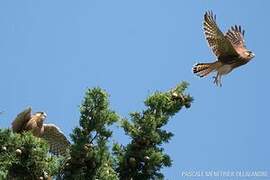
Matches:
[193,11,255,86]
[11,107,70,156]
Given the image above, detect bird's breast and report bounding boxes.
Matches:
[217,64,233,75]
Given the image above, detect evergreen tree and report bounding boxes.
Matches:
[58,87,119,179]
[113,82,192,179]
[0,82,192,179]
[0,129,59,180]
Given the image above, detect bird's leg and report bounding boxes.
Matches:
[213,73,222,87]
[218,74,222,87]
[213,75,218,86]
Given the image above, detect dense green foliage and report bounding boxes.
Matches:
[59,87,119,179]
[0,82,192,179]
[0,129,59,179]
[113,82,192,179]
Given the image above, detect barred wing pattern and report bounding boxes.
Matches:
[204,11,238,57]
[42,124,70,156]
[225,25,248,57]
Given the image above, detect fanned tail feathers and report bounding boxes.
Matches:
[192,61,220,77]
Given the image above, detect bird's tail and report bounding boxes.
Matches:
[192,61,220,77]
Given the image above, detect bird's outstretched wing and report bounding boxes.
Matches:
[225,25,248,57]
[42,124,70,156]
[12,107,32,132]
[204,11,238,58]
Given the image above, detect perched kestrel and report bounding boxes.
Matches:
[11,107,70,156]
[193,11,255,86]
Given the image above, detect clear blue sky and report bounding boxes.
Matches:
[0,1,269,179]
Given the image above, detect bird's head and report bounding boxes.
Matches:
[35,112,47,120]
[245,50,255,60]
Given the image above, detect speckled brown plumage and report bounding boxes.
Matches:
[193,11,255,86]
[12,107,70,156]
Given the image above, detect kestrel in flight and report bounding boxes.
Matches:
[11,107,70,156]
[193,11,255,86]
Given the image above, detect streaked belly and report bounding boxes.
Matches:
[217,64,233,75]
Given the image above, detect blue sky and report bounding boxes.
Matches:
[0,1,269,179]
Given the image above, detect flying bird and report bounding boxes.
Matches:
[193,11,255,86]
[11,107,70,156]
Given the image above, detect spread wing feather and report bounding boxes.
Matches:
[42,124,70,156]
[12,107,32,132]
[225,25,248,57]
[204,11,238,58]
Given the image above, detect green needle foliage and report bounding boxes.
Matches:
[58,87,119,179]
[0,129,59,180]
[113,82,192,179]
[0,82,192,180]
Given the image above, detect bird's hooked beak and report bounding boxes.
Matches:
[40,112,47,121]
[35,111,47,119]
[251,53,255,58]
